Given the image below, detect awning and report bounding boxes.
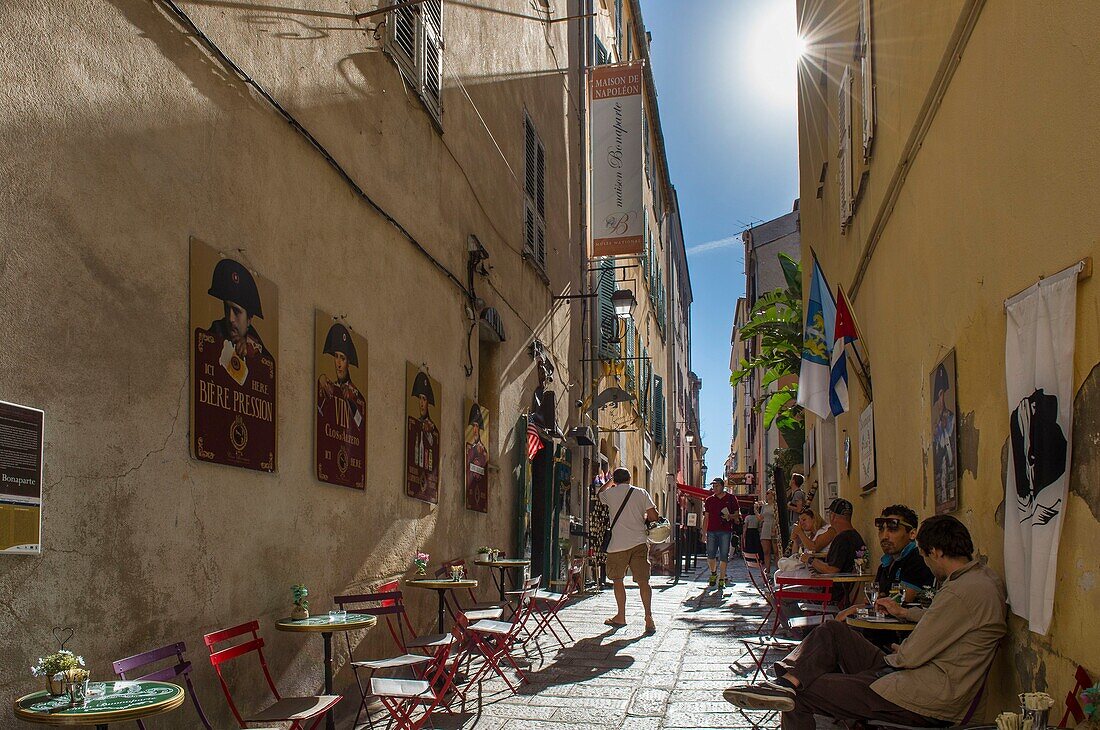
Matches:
[677,483,709,500]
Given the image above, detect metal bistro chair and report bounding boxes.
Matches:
[112,641,280,730]
[464,584,539,694]
[334,586,440,730]
[1058,665,1094,729]
[435,560,505,623]
[526,559,584,647]
[370,622,469,730]
[203,620,340,730]
[770,575,838,637]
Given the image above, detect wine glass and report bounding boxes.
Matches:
[864,584,879,615]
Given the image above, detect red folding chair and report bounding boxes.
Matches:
[742,553,777,633]
[370,623,468,730]
[203,620,340,729]
[1058,665,1094,728]
[527,560,583,647]
[771,575,837,636]
[335,586,439,730]
[463,585,539,693]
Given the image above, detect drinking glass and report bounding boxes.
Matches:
[864,584,880,615]
[328,609,347,623]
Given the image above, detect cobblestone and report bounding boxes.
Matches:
[355,562,818,730]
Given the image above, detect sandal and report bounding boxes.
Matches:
[604,618,627,627]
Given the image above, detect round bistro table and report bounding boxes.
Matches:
[405,578,478,633]
[276,612,377,730]
[473,558,531,602]
[14,680,184,729]
[821,572,877,583]
[846,615,918,632]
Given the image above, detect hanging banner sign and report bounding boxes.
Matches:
[190,238,278,472]
[315,311,367,489]
[588,61,645,257]
[1003,263,1081,636]
[0,401,43,554]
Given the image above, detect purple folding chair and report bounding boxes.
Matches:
[112,641,218,729]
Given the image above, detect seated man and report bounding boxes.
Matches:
[724,515,1007,730]
[798,498,865,606]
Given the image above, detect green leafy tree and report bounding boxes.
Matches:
[731,252,804,462]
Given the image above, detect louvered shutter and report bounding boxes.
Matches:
[595,38,610,66]
[597,258,620,360]
[422,0,443,118]
[625,318,636,392]
[860,0,875,159]
[640,348,650,424]
[838,65,853,230]
[654,376,665,451]
[388,2,418,82]
[523,116,547,270]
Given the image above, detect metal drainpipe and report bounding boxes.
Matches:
[581,0,595,553]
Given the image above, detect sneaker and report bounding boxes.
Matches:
[708,573,717,586]
[723,681,796,711]
[717,578,727,589]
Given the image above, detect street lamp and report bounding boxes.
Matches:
[612,289,637,317]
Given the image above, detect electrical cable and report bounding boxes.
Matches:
[155,0,470,299]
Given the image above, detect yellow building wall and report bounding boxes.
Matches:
[798,0,1100,710]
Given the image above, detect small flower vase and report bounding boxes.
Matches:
[415,565,427,577]
[46,673,66,697]
[291,604,309,620]
[854,559,866,575]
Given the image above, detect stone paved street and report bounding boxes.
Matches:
[357,560,819,730]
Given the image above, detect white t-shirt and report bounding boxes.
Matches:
[598,484,656,553]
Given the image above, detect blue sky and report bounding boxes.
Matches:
[641,0,800,479]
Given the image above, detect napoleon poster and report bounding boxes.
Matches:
[405,363,441,503]
[588,61,644,257]
[464,400,489,512]
[315,311,367,489]
[190,238,278,472]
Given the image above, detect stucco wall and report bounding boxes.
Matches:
[798,0,1100,710]
[0,0,588,725]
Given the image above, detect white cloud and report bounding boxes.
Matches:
[687,235,740,256]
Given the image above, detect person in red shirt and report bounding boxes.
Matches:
[703,478,739,588]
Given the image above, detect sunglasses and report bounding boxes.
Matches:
[874,517,914,531]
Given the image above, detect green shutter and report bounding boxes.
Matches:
[597,258,620,360]
[625,318,636,391]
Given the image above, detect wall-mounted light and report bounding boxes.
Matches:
[612,288,637,317]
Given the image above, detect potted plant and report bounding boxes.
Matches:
[1080,683,1100,730]
[412,552,430,577]
[476,546,491,557]
[31,650,85,697]
[291,584,310,620]
[853,546,868,575]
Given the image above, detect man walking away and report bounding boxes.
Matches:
[724,515,1007,729]
[600,468,660,634]
[703,477,738,588]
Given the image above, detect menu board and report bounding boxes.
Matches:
[0,400,43,554]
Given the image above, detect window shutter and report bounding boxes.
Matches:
[525,118,536,201]
[422,0,443,118]
[838,65,854,230]
[388,3,418,82]
[654,376,665,451]
[523,115,547,271]
[597,258,620,360]
[595,38,609,66]
[536,142,546,218]
[860,0,875,159]
[625,318,636,392]
[643,113,650,180]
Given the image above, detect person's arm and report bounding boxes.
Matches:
[809,558,841,574]
[811,527,836,551]
[645,507,660,522]
[884,592,972,669]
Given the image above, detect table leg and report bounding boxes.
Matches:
[497,567,506,603]
[437,591,446,634]
[96,725,108,730]
[322,631,335,730]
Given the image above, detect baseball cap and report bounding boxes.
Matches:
[827,498,854,517]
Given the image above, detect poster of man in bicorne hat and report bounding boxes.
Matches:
[190,238,278,472]
[315,311,367,489]
[464,401,489,512]
[405,363,441,503]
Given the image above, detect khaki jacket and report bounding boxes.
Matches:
[871,560,1007,721]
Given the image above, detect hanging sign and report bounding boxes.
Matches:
[190,238,278,472]
[405,363,441,503]
[588,61,645,257]
[315,311,367,489]
[0,401,43,554]
[464,400,489,513]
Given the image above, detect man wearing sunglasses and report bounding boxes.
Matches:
[872,505,935,603]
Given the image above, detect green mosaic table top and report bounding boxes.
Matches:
[14,680,184,725]
[275,612,377,632]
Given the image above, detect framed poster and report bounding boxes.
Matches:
[0,401,44,554]
[930,349,959,513]
[464,401,489,512]
[858,402,876,490]
[190,239,278,472]
[315,311,367,489]
[405,363,441,503]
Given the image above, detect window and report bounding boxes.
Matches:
[524,114,547,273]
[838,65,853,231]
[385,0,443,124]
[596,258,620,360]
[859,0,875,159]
[595,37,610,66]
[653,375,665,453]
[625,317,637,393]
